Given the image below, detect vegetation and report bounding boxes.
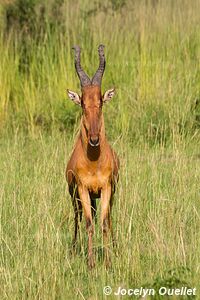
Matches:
[0,0,200,299]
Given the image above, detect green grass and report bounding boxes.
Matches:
[1,132,200,299]
[0,0,200,299]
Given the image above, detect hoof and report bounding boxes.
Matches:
[88,256,95,269]
[105,258,112,269]
[69,241,77,256]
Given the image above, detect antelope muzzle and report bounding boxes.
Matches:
[89,135,100,147]
[88,115,100,147]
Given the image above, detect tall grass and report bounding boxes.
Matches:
[0,0,199,142]
[1,0,200,299]
[1,131,200,299]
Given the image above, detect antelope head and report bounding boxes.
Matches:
[67,45,115,147]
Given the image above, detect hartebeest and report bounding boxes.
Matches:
[66,45,119,268]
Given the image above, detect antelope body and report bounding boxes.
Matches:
[66,45,119,268]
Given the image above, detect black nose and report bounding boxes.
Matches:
[89,137,99,146]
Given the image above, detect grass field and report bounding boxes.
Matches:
[1,0,200,299]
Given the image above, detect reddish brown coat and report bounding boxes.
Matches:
[66,47,119,268]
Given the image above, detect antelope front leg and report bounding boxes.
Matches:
[101,184,112,268]
[71,197,81,252]
[78,185,95,269]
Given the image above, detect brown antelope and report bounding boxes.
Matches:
[66,45,119,268]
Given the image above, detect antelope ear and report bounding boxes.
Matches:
[103,88,115,103]
[67,89,81,106]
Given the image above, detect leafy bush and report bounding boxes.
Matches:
[145,267,195,300]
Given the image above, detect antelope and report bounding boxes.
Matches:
[66,45,119,268]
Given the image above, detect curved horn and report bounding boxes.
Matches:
[72,45,91,87]
[92,44,106,86]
